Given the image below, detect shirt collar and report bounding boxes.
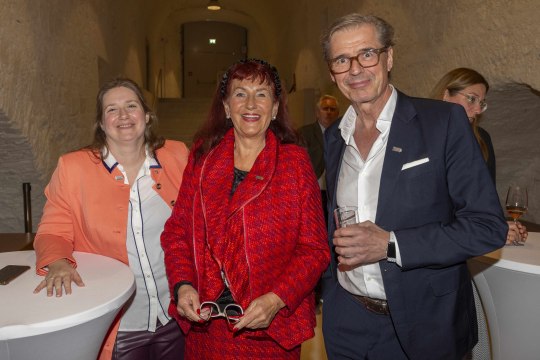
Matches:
[102,147,158,175]
[339,85,397,145]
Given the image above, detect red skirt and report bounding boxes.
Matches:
[185,318,301,360]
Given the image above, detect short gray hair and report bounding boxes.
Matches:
[321,14,395,61]
[317,94,339,108]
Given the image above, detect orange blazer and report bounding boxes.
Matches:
[34,140,189,360]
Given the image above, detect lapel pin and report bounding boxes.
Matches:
[255,175,264,180]
[392,146,402,153]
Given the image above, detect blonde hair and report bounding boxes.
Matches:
[430,68,490,162]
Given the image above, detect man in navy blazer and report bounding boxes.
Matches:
[320,14,507,360]
[299,94,340,182]
[299,94,340,222]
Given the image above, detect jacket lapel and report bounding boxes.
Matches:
[201,130,277,222]
[199,129,278,302]
[199,132,234,262]
[324,120,346,278]
[229,131,276,214]
[325,121,346,213]
[376,92,425,226]
[149,154,163,191]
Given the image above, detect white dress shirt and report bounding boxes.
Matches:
[103,150,172,332]
[336,86,397,300]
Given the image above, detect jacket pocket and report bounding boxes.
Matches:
[428,266,465,297]
[400,158,434,179]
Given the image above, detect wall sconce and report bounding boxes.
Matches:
[207,0,221,10]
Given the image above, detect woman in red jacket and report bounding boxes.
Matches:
[161,59,330,359]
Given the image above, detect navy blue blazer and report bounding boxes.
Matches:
[323,91,507,359]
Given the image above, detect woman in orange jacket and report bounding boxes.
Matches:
[33,78,188,360]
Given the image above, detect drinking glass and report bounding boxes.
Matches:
[505,185,528,245]
[334,206,359,228]
[333,206,359,271]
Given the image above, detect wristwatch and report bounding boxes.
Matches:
[387,239,397,263]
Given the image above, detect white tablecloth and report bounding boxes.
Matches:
[0,251,135,360]
[468,232,540,360]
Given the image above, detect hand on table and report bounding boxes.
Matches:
[233,292,285,331]
[506,221,528,245]
[33,258,84,297]
[333,220,390,268]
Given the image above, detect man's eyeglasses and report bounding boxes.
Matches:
[199,301,244,328]
[456,92,488,113]
[328,47,389,74]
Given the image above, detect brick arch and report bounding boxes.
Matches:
[149,8,269,99]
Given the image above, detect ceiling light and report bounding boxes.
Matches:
[207,0,221,10]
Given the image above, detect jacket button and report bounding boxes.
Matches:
[170,200,176,206]
[156,183,162,189]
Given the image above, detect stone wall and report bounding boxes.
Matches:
[374,0,540,222]
[276,0,540,222]
[0,0,148,232]
[146,0,280,99]
[1,0,538,231]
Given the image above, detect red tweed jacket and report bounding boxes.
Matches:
[161,129,330,350]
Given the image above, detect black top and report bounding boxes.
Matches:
[173,167,249,307]
[231,167,248,194]
[216,167,249,309]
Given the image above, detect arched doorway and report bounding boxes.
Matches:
[182,21,247,98]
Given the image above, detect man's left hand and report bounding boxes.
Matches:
[333,221,389,268]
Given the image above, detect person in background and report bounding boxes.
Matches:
[299,94,340,220]
[321,14,507,359]
[431,67,528,245]
[33,78,189,360]
[299,94,340,307]
[161,59,330,360]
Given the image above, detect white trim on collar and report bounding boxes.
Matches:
[102,147,158,173]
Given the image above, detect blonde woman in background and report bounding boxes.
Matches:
[431,68,527,245]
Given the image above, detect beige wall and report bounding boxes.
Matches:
[0,0,149,231]
[1,0,539,231]
[146,0,277,99]
[278,0,540,222]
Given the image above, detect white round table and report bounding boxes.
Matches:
[468,232,540,360]
[0,251,135,360]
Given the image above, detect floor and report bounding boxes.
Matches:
[300,306,328,360]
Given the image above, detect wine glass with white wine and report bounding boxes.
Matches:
[505,185,528,245]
